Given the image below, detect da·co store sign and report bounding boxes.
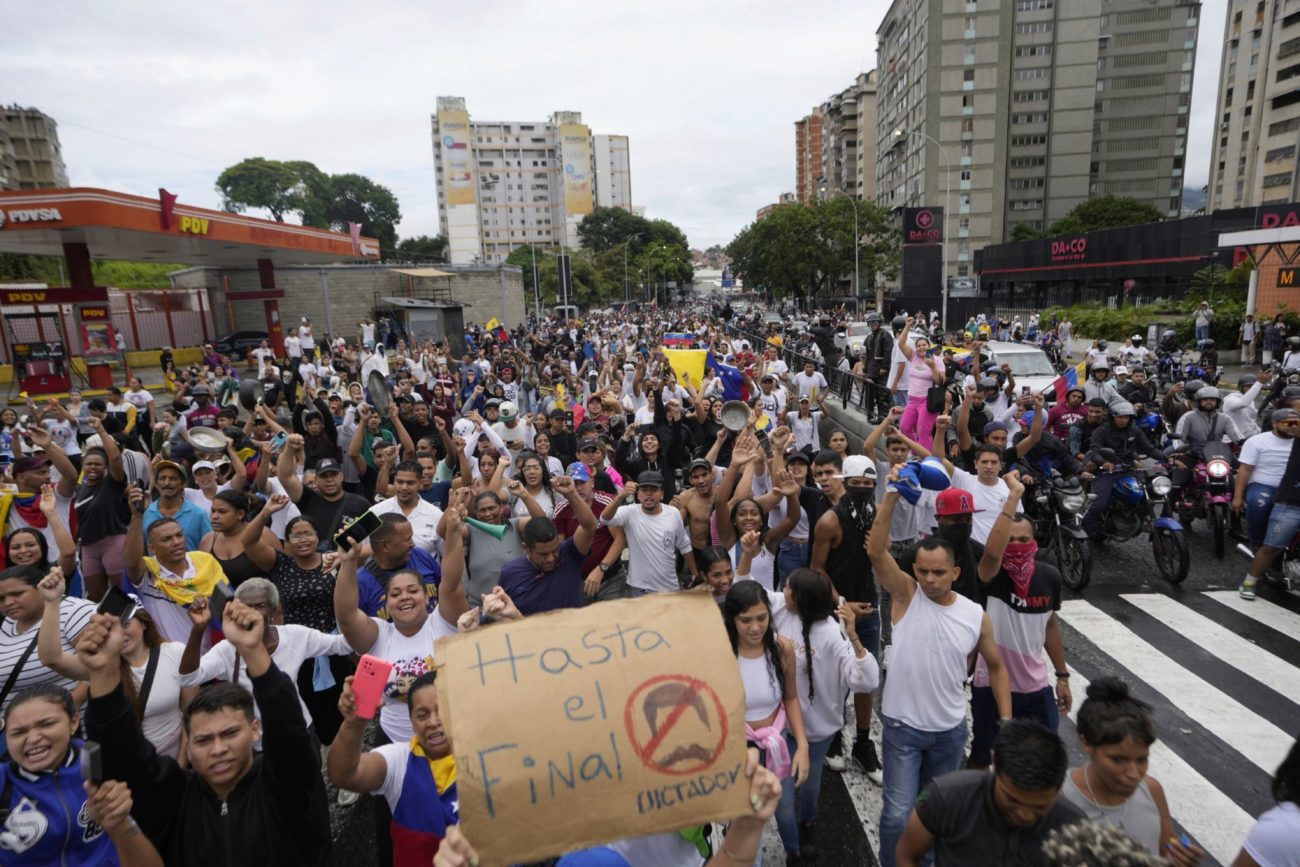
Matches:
[1049,237,1088,263]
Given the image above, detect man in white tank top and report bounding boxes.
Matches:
[868,469,1013,867]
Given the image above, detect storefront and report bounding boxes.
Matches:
[974,203,1300,311]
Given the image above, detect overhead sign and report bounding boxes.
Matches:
[435,592,749,866]
[79,305,110,320]
[179,216,211,235]
[1,286,109,304]
[438,108,476,206]
[1050,237,1088,263]
[1280,268,1297,287]
[903,207,943,245]
[0,207,63,227]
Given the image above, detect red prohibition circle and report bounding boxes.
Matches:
[624,673,730,777]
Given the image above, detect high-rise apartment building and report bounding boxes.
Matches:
[431,97,634,264]
[817,71,880,203]
[794,110,825,204]
[1207,0,1300,210]
[1,106,69,190]
[876,0,1197,278]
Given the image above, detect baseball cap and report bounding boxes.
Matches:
[316,458,344,475]
[688,458,713,475]
[637,470,666,488]
[834,454,877,480]
[935,487,984,516]
[566,462,592,483]
[155,460,187,478]
[192,460,217,474]
[11,455,50,475]
[499,401,518,421]
[799,394,811,402]
[1114,365,1130,376]
[578,438,603,452]
[983,421,1010,436]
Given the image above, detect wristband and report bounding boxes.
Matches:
[1055,671,1070,680]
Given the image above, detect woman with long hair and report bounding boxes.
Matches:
[36,568,195,759]
[1061,676,1204,865]
[73,417,131,601]
[827,428,851,463]
[429,381,457,431]
[897,321,946,443]
[693,545,735,603]
[509,450,555,518]
[1231,734,1300,867]
[530,430,565,477]
[719,469,800,591]
[769,568,879,861]
[3,484,78,580]
[723,581,809,806]
[199,490,278,588]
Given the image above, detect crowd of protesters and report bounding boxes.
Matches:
[0,302,1295,867]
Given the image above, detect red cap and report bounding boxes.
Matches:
[935,487,983,516]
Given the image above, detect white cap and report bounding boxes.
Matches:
[192,460,217,473]
[453,418,476,438]
[835,454,878,480]
[1114,365,1130,376]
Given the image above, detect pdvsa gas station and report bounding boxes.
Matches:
[0,187,379,394]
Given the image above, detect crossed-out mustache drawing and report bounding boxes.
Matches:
[643,682,712,768]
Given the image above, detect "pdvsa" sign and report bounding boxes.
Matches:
[0,207,63,225]
[179,216,210,235]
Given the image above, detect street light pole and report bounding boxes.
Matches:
[820,187,862,312]
[894,128,952,329]
[529,243,541,320]
[623,232,643,304]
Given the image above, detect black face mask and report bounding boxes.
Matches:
[937,521,972,550]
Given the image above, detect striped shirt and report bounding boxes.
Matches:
[0,596,96,714]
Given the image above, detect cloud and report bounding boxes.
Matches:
[2,0,1227,248]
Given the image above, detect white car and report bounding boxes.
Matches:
[835,321,874,357]
[978,340,1060,397]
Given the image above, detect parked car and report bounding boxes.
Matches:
[212,330,269,361]
[834,321,873,358]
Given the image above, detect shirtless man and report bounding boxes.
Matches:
[676,429,756,560]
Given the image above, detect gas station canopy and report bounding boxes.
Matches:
[0,187,382,266]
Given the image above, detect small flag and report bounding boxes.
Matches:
[484,317,500,331]
[707,350,745,402]
[1049,359,1087,401]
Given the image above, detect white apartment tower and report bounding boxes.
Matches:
[432,98,635,264]
[1207,0,1300,210]
[876,0,1198,277]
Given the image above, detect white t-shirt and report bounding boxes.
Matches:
[132,641,187,759]
[285,334,302,358]
[790,409,822,452]
[887,343,908,390]
[251,347,275,368]
[361,323,376,345]
[1243,802,1300,867]
[372,496,444,556]
[951,469,1010,544]
[265,477,303,540]
[182,483,230,510]
[178,625,350,728]
[792,371,828,401]
[368,611,457,743]
[43,418,81,456]
[1239,432,1295,487]
[757,388,786,421]
[368,742,459,815]
[605,504,692,592]
[732,545,776,591]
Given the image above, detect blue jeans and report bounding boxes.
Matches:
[1196,324,1211,345]
[878,715,968,867]
[892,390,909,408]
[968,685,1059,767]
[1083,471,1118,536]
[1264,501,1300,548]
[855,608,882,665]
[775,732,835,854]
[1246,482,1278,547]
[777,539,809,588]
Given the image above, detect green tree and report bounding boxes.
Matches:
[395,235,449,262]
[577,207,651,253]
[1046,195,1163,236]
[324,173,401,252]
[1010,222,1045,242]
[215,157,311,222]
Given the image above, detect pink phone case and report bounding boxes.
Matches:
[351,654,394,720]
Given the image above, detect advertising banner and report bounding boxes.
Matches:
[559,123,594,216]
[436,592,750,865]
[903,207,944,245]
[80,321,117,360]
[438,109,476,206]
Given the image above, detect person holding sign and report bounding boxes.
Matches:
[723,581,809,794]
[334,504,470,867]
[328,671,458,866]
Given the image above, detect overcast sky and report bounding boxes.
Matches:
[3,0,1227,250]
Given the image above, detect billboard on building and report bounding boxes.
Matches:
[559,123,594,216]
[438,109,476,206]
[903,207,944,245]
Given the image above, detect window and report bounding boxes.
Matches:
[962,94,974,108]
[1279,37,1300,60]
[1266,145,1296,162]
[1012,112,1049,124]
[1013,89,1049,102]
[1264,172,1294,188]
[1275,90,1300,110]
[1009,178,1044,189]
[961,118,974,133]
[1015,0,1052,9]
[1016,22,1052,34]
[1010,156,1046,168]
[1010,134,1047,146]
[1278,63,1300,83]
[1015,68,1050,80]
[1010,199,1043,211]
[1015,45,1052,57]
[963,69,975,83]
[960,169,972,181]
[1225,87,1234,107]
[959,216,971,230]
[1270,118,1300,136]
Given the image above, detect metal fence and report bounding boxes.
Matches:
[727,327,890,422]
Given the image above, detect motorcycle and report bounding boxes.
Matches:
[1094,457,1190,584]
[1156,347,1184,390]
[1235,536,1300,599]
[1183,359,1223,387]
[1027,472,1093,592]
[1169,442,1237,559]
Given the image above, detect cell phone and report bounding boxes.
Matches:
[131,482,148,514]
[80,741,103,784]
[96,586,139,625]
[351,654,394,720]
[209,583,234,628]
[1021,386,1031,395]
[334,510,383,552]
[270,431,288,450]
[638,423,655,435]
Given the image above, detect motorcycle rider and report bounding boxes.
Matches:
[1047,386,1086,442]
[1224,371,1272,439]
[1197,339,1220,383]
[1162,379,1205,429]
[1069,399,1110,464]
[863,311,896,422]
[1282,335,1300,370]
[1238,408,1300,599]
[1119,367,1156,413]
[1081,401,1166,540]
[1084,360,1125,410]
[1122,334,1151,366]
[1171,386,1243,458]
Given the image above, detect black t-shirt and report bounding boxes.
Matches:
[915,770,1084,866]
[1275,435,1300,507]
[294,486,371,543]
[74,473,131,544]
[898,537,986,605]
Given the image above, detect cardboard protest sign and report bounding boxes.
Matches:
[435,591,750,865]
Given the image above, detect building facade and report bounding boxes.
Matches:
[875,0,1198,281]
[817,71,879,203]
[1,106,69,190]
[431,97,634,265]
[757,192,797,220]
[1207,0,1300,211]
[794,109,825,204]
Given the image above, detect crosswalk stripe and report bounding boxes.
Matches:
[1063,665,1256,867]
[1202,590,1300,638]
[1059,599,1293,775]
[1120,593,1300,701]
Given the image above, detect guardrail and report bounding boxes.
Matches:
[726,326,891,422]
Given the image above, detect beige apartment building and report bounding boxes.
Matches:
[431,97,634,264]
[1207,0,1300,210]
[1,105,69,191]
[794,110,825,204]
[816,71,880,204]
[875,0,1198,279]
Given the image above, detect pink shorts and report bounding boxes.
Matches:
[80,534,127,580]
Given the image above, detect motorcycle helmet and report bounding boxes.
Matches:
[1066,385,1086,401]
[1092,359,1111,373]
[1097,340,1109,350]
[1111,401,1136,417]
[1239,374,1258,388]
[1184,379,1206,395]
[1195,386,1222,408]
[1160,329,1177,344]
[1130,334,1144,344]
[1200,338,1216,350]
[978,376,1000,391]
[891,315,907,332]
[866,311,882,324]
[1288,335,1300,352]
[1282,385,1300,401]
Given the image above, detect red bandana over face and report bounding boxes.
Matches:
[1002,540,1039,598]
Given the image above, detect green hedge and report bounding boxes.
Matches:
[1046,290,1299,347]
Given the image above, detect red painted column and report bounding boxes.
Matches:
[126,293,141,349]
[258,259,285,357]
[62,242,94,289]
